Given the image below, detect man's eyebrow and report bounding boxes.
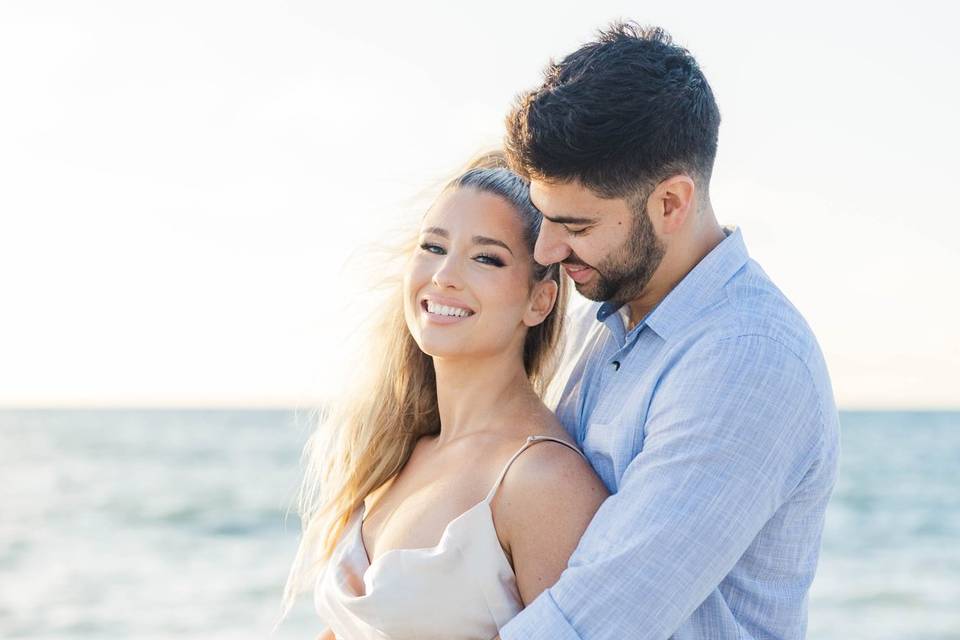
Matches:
[422,226,449,237]
[472,235,514,256]
[541,213,596,225]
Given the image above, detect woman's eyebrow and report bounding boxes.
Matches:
[422,226,513,256]
[473,236,514,256]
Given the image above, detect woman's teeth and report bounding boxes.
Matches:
[425,301,474,318]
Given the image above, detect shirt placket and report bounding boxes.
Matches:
[577,313,642,434]
[584,321,653,427]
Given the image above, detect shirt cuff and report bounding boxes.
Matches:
[499,589,582,640]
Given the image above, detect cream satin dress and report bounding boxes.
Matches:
[313,435,587,640]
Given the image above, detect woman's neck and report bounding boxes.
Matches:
[431,352,536,448]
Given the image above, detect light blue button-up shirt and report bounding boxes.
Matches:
[500,227,840,640]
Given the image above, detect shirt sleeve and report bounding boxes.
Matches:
[499,334,827,640]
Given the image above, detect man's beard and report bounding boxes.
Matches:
[571,208,666,305]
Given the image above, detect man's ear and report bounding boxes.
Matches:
[523,278,559,328]
[649,175,696,235]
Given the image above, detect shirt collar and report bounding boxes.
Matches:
[595,225,749,341]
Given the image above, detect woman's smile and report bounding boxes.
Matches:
[420,296,476,325]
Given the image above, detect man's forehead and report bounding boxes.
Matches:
[530,179,623,222]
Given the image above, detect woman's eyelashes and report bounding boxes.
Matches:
[418,242,506,268]
[420,241,444,255]
[474,253,505,267]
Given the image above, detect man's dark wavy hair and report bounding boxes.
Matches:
[505,22,721,200]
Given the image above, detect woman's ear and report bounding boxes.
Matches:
[523,278,559,328]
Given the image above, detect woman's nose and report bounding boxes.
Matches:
[431,255,463,289]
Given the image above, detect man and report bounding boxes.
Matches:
[494,22,840,640]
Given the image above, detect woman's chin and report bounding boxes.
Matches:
[417,338,467,360]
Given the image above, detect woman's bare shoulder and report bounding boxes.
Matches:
[492,421,608,535]
[499,433,605,502]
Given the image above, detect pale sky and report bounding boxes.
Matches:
[1,0,957,409]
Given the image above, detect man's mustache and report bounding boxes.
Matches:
[561,254,591,269]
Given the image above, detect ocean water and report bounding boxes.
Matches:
[0,409,957,639]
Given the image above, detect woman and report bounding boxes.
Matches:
[279,152,609,639]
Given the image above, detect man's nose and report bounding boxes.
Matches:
[534,221,570,266]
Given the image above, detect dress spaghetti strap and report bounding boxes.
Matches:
[483,435,587,503]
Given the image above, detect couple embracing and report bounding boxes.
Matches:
[280,21,839,640]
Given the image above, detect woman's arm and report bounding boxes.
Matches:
[495,443,609,605]
[316,628,336,640]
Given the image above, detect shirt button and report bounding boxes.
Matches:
[611,360,620,371]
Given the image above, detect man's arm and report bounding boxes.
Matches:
[498,335,828,640]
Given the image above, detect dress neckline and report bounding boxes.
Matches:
[357,498,492,570]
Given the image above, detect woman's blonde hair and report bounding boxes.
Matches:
[276,150,566,625]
